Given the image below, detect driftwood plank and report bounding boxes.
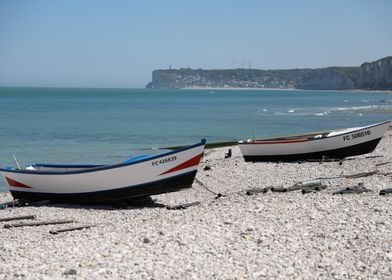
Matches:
[4,219,74,229]
[0,215,36,222]
[365,155,383,159]
[292,180,322,189]
[285,185,304,192]
[49,225,94,235]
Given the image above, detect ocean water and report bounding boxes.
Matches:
[0,87,392,191]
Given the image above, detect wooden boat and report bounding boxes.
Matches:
[238,121,391,162]
[0,139,206,204]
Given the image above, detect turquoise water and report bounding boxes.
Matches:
[1,87,392,191]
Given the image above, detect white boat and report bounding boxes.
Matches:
[0,140,206,204]
[238,121,390,162]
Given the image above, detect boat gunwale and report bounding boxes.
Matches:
[0,139,206,175]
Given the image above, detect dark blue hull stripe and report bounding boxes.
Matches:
[10,170,197,204]
[243,138,382,162]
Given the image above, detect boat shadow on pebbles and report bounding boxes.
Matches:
[1,195,168,211]
[1,194,204,211]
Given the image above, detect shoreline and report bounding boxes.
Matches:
[181,86,296,91]
[1,86,391,93]
[181,86,392,93]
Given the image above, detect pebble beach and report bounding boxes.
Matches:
[1,131,392,279]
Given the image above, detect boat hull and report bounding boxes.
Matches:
[0,140,206,204]
[242,137,382,162]
[239,121,390,162]
[10,170,197,204]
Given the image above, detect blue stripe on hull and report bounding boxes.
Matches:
[10,170,197,204]
[243,138,382,162]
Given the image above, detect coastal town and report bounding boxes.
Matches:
[146,68,298,89]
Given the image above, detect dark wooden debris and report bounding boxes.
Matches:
[1,199,56,209]
[161,140,237,151]
[0,199,22,210]
[270,180,327,193]
[246,187,271,195]
[285,185,303,192]
[49,224,94,235]
[291,180,322,190]
[23,200,51,206]
[379,188,392,195]
[271,187,288,192]
[63,269,77,276]
[225,149,232,159]
[0,215,36,222]
[215,193,224,199]
[302,185,328,194]
[4,219,74,229]
[302,189,317,194]
[333,183,372,195]
[166,201,201,210]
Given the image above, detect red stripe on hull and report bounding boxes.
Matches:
[5,177,32,189]
[160,154,203,175]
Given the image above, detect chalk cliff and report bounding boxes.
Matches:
[358,56,392,90]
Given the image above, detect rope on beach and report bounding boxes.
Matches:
[303,170,380,182]
[194,178,221,196]
[345,170,379,179]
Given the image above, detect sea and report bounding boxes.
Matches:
[1,87,392,191]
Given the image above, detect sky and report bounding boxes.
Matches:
[0,0,391,88]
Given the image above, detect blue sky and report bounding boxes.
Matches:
[0,0,391,88]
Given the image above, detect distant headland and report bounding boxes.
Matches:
[146,56,392,90]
